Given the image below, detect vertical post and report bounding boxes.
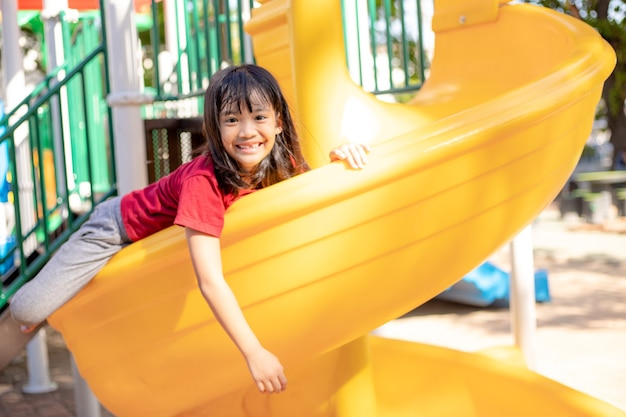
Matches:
[71,356,102,417]
[342,1,371,89]
[175,0,191,95]
[42,0,73,214]
[0,0,37,254]
[103,0,150,195]
[509,224,537,370]
[157,0,178,95]
[0,0,25,105]
[22,329,58,394]
[163,0,178,60]
[240,0,255,63]
[0,0,53,392]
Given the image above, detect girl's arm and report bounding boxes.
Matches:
[185,227,287,393]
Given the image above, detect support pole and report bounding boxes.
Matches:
[71,356,102,417]
[509,224,537,370]
[342,1,372,89]
[240,0,255,63]
[42,0,73,213]
[0,0,25,103]
[0,0,37,255]
[2,0,57,398]
[103,0,150,195]
[22,329,58,394]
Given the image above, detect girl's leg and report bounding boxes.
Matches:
[10,197,130,326]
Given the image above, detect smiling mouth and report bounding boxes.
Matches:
[236,143,263,150]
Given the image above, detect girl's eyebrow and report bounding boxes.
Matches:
[221,97,272,115]
[248,100,271,111]
[220,106,239,116]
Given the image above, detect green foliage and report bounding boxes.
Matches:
[581,144,598,158]
[524,0,626,160]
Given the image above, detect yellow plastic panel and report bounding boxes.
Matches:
[432,0,499,32]
[48,1,618,416]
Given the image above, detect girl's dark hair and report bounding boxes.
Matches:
[200,64,310,195]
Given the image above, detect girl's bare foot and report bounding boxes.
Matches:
[20,324,39,334]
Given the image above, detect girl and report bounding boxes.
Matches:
[10,64,370,394]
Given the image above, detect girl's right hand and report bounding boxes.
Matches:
[245,347,288,393]
[329,143,371,169]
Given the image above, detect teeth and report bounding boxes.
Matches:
[237,143,261,149]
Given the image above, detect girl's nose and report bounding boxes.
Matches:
[238,120,255,138]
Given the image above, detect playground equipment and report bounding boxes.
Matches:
[0,1,596,416]
[16,5,116,209]
[45,1,622,416]
[436,261,551,307]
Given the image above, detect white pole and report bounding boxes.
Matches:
[240,0,254,64]
[509,224,537,370]
[42,0,73,212]
[163,0,178,60]
[174,0,190,95]
[71,355,102,417]
[0,0,54,391]
[103,0,151,195]
[342,0,360,83]
[342,0,372,88]
[1,0,58,398]
[0,0,25,105]
[22,329,58,394]
[0,0,37,255]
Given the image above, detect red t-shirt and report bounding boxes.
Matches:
[120,155,253,241]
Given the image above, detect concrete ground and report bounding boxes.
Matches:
[1,205,625,416]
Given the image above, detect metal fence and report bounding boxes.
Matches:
[141,0,428,117]
[343,0,428,101]
[0,10,115,310]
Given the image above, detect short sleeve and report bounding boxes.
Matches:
[174,175,225,237]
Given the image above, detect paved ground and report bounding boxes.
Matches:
[1,205,625,416]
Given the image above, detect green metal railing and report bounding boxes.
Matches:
[1,0,428,311]
[141,0,256,119]
[342,0,428,100]
[0,9,115,311]
[142,0,427,115]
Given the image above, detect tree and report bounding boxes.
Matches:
[525,0,626,168]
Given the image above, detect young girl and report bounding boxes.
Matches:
[10,64,369,394]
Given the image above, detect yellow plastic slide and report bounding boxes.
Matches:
[48,0,621,416]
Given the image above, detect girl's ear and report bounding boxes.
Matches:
[275,114,283,134]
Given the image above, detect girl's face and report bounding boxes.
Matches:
[219,98,282,173]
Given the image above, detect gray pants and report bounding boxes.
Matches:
[10,197,131,326]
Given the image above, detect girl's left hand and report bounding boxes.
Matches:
[329,143,371,169]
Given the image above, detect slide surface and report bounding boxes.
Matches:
[48,1,621,416]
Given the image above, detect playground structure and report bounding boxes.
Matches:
[436,261,551,307]
[1,0,624,417]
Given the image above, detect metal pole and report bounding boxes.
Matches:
[240,0,254,63]
[0,0,54,391]
[22,329,58,394]
[0,0,25,104]
[163,0,178,60]
[71,355,102,417]
[103,0,151,195]
[509,224,537,370]
[1,0,37,255]
[42,0,73,216]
